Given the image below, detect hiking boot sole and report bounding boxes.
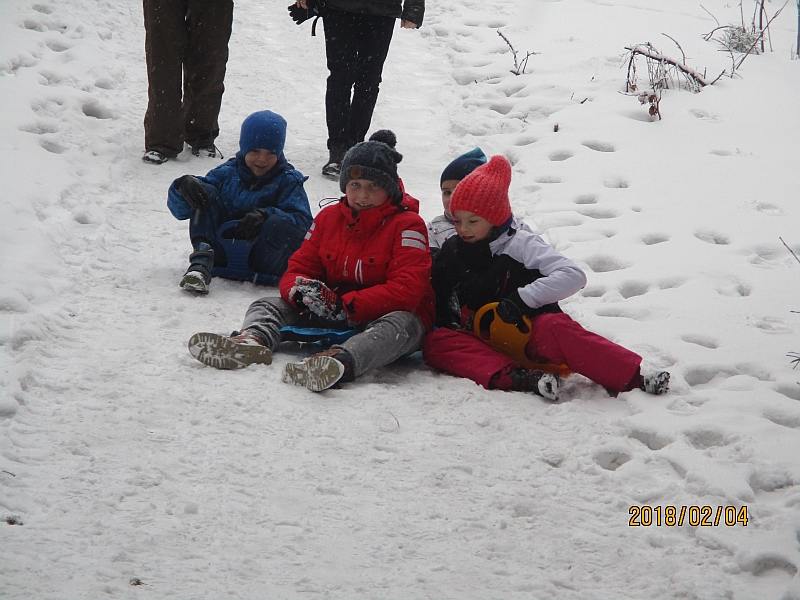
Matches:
[283,355,345,392]
[180,272,209,294]
[188,332,272,370]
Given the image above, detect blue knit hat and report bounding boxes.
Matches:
[239,110,287,156]
[440,147,488,186]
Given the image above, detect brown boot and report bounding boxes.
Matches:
[282,348,354,392]
[188,330,272,370]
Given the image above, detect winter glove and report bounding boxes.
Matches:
[287,0,324,25]
[231,209,268,242]
[289,277,347,322]
[496,289,534,331]
[176,175,210,212]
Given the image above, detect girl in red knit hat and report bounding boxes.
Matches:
[423,155,670,401]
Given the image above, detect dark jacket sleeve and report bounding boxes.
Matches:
[431,237,461,329]
[401,0,424,26]
[263,170,313,231]
[324,0,424,26]
[166,162,229,221]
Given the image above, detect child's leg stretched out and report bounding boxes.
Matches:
[526,313,642,394]
[332,311,426,379]
[422,328,558,399]
[283,311,426,392]
[423,327,516,389]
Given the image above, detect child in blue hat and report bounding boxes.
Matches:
[427,148,487,257]
[167,110,313,294]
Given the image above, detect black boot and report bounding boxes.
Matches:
[510,368,559,401]
[322,146,348,177]
[180,243,214,294]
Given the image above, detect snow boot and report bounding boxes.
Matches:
[321,147,347,178]
[180,243,214,294]
[283,348,354,392]
[188,331,272,369]
[191,145,223,159]
[639,371,670,395]
[510,368,559,401]
[142,150,171,164]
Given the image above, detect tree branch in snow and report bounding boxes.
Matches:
[780,237,800,266]
[624,44,710,87]
[497,30,539,75]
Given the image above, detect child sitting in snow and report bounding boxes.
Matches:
[167,110,313,294]
[187,130,436,392]
[428,148,532,257]
[422,155,670,401]
[428,148,488,257]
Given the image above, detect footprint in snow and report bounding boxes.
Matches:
[582,140,616,153]
[681,334,719,349]
[641,233,669,245]
[684,428,731,450]
[534,175,562,184]
[573,193,598,204]
[690,108,721,122]
[628,429,673,451]
[618,281,649,299]
[714,277,751,297]
[603,177,629,189]
[751,316,790,334]
[695,230,730,245]
[548,150,573,161]
[583,254,631,273]
[594,451,631,471]
[577,207,620,219]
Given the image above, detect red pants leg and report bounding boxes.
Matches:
[423,328,517,390]
[527,313,641,393]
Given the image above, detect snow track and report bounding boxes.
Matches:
[2,1,800,598]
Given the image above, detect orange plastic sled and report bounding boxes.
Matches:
[472,303,572,376]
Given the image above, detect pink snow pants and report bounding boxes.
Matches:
[422,313,642,394]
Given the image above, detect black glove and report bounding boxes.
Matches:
[231,209,268,242]
[496,290,531,329]
[176,175,210,212]
[287,0,324,25]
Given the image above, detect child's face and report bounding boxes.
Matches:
[440,179,460,217]
[453,210,494,243]
[245,149,278,177]
[345,179,390,213]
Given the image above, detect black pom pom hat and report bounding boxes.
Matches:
[339,130,404,204]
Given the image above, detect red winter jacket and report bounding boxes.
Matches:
[279,185,436,331]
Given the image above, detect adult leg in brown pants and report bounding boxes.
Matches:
[143,0,233,161]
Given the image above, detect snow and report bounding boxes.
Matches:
[1,0,799,597]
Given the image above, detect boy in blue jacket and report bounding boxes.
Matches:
[167,110,313,294]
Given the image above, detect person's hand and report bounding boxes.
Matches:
[231,209,268,242]
[296,0,308,8]
[176,175,210,212]
[290,277,347,321]
[496,290,530,330]
[400,20,418,29]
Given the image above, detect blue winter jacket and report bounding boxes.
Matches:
[167,153,313,232]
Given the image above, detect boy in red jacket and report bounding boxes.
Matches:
[188,130,435,391]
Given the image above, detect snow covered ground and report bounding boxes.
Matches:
[1,0,799,597]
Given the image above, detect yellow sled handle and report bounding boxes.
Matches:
[472,303,572,376]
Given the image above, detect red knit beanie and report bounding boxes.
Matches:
[449,155,512,226]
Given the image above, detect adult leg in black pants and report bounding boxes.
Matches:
[322,11,395,175]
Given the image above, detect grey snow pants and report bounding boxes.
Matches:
[241,297,426,379]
